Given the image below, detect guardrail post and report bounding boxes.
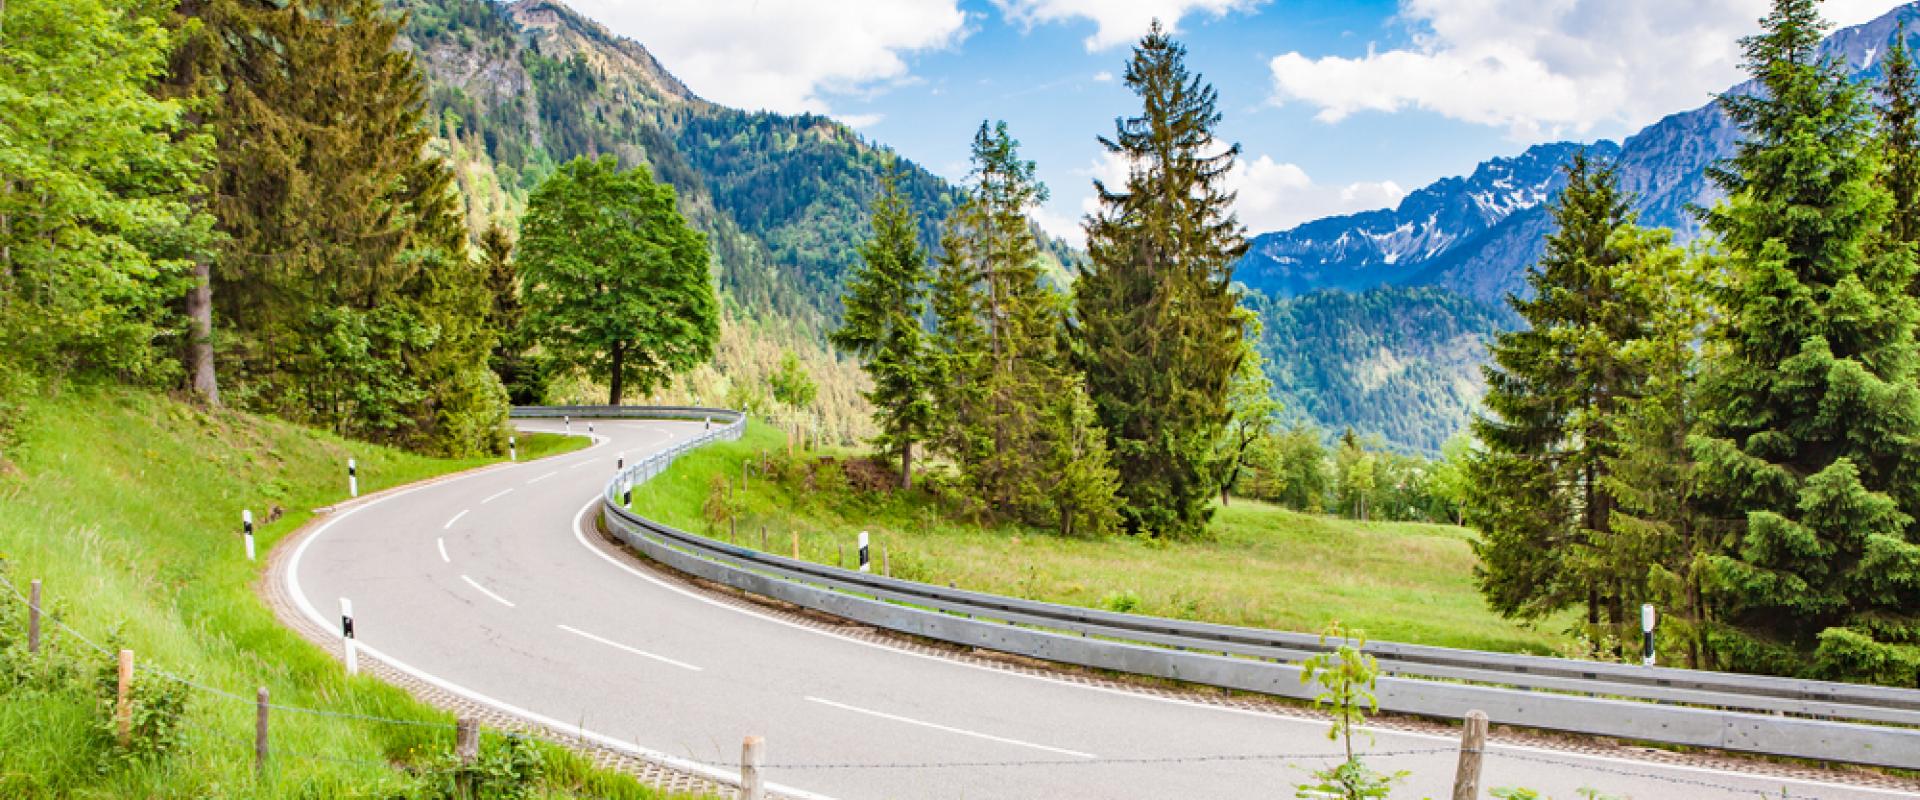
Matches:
[243,509,256,561]
[27,579,40,654]
[1452,709,1488,800]
[255,686,270,777]
[740,735,765,800]
[116,649,134,746]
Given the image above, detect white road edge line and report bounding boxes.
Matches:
[436,537,450,563]
[482,488,513,504]
[460,574,517,608]
[806,696,1095,759]
[283,429,838,800]
[565,497,1920,798]
[557,624,702,672]
[444,509,468,530]
[526,471,558,484]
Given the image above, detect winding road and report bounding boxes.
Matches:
[284,418,1913,800]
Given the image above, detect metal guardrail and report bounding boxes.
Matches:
[541,406,1920,770]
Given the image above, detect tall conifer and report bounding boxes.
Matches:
[833,164,935,488]
[1880,28,1920,249]
[1075,22,1247,538]
[1693,0,1920,683]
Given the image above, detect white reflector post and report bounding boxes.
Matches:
[858,531,871,573]
[243,509,256,561]
[1642,603,1657,667]
[347,458,358,498]
[340,597,358,675]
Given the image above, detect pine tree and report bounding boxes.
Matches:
[927,122,1120,534]
[1882,25,1920,249]
[1468,152,1651,642]
[832,163,935,488]
[1693,0,1920,683]
[1075,21,1248,538]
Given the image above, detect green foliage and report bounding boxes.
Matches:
[1220,313,1283,505]
[1879,26,1920,246]
[1693,0,1920,682]
[832,163,937,487]
[417,735,547,800]
[518,156,719,405]
[89,651,190,767]
[0,0,212,387]
[1295,623,1405,800]
[1333,429,1379,521]
[1075,22,1248,538]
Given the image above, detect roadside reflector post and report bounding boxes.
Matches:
[116,649,134,746]
[740,735,765,800]
[1451,709,1488,800]
[243,509,256,561]
[1642,603,1657,667]
[27,579,41,654]
[255,687,270,777]
[564,415,570,435]
[340,598,358,675]
[617,453,624,471]
[858,531,871,573]
[347,458,358,498]
[509,435,517,462]
[704,415,711,430]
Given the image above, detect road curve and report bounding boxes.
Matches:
[285,419,1912,800]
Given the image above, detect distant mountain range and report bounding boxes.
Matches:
[1240,3,1920,452]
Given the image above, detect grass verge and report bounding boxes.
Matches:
[625,421,1570,655]
[0,384,702,798]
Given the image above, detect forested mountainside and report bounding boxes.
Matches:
[398,0,1075,328]
[1250,287,1511,454]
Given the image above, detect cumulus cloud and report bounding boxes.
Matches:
[563,0,967,117]
[1268,0,1907,138]
[993,0,1266,51]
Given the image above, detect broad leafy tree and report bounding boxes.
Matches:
[519,156,718,406]
[1693,0,1920,683]
[1075,22,1248,538]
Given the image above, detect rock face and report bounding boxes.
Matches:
[1238,2,1920,307]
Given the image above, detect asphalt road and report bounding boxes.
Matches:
[286,419,1913,800]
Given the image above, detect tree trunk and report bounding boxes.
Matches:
[608,341,624,406]
[900,441,913,490]
[187,259,220,406]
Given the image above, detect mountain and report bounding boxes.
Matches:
[1242,3,1920,452]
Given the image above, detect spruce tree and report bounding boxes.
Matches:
[1075,22,1248,538]
[1468,152,1651,640]
[1880,27,1920,248]
[833,163,936,488]
[1693,0,1920,683]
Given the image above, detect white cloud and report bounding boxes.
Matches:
[562,0,967,115]
[838,113,886,129]
[993,0,1266,51]
[1229,155,1405,232]
[1092,70,1116,82]
[1268,0,1908,139]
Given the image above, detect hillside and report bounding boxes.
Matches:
[0,387,672,798]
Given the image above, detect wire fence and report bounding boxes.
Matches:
[1,557,1903,800]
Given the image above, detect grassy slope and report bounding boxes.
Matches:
[0,385,691,798]
[628,422,1570,655]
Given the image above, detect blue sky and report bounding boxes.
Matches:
[562,0,1907,244]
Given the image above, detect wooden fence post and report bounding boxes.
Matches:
[1452,709,1488,800]
[883,547,891,578]
[115,649,134,747]
[740,735,765,800]
[26,579,40,654]
[456,717,479,797]
[255,687,270,777]
[791,531,799,559]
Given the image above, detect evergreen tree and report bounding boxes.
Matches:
[1468,152,1652,642]
[832,163,935,487]
[927,122,1121,534]
[1219,311,1281,507]
[1693,0,1920,683]
[1333,429,1375,521]
[1075,22,1248,538]
[1880,26,1920,249]
[518,156,718,406]
[479,224,546,405]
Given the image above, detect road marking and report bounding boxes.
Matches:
[556,624,702,672]
[482,488,513,504]
[436,537,450,563]
[569,460,596,470]
[444,509,468,529]
[805,696,1095,759]
[460,574,516,608]
[526,471,558,484]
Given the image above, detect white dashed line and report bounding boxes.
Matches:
[556,624,702,672]
[804,696,1096,759]
[526,471,558,484]
[444,509,468,529]
[481,488,513,504]
[569,460,596,470]
[460,574,516,608]
[436,537,450,563]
